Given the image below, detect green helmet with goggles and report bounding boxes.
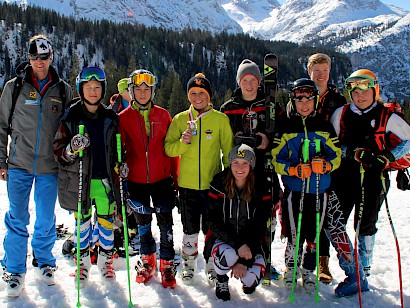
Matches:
[345,69,379,101]
[76,66,107,102]
[127,69,157,102]
[289,78,319,115]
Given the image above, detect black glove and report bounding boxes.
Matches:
[372,151,395,173]
[354,148,374,168]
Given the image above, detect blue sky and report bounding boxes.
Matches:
[276,0,410,12]
[382,0,410,11]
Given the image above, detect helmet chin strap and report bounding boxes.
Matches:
[132,99,151,108]
[84,98,101,106]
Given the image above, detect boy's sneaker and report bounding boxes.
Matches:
[36,265,56,286]
[301,268,316,294]
[2,271,25,298]
[215,274,230,301]
[335,276,370,298]
[205,257,217,287]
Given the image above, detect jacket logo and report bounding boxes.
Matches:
[29,92,36,99]
[52,103,59,113]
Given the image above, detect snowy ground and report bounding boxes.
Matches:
[0,172,409,307]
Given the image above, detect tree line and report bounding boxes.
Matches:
[0,1,373,116]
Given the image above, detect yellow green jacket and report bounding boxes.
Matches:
[165,105,234,190]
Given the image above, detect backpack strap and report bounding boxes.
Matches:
[58,80,68,114]
[374,106,392,151]
[338,104,349,142]
[7,77,23,135]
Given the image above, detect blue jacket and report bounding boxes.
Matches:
[272,114,341,194]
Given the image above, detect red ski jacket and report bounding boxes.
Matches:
[118,104,179,184]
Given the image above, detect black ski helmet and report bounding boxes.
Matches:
[289,78,319,115]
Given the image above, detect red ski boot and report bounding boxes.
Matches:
[160,259,176,289]
[135,253,156,284]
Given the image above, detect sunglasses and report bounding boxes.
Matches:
[345,78,377,91]
[29,53,51,61]
[130,73,156,87]
[78,67,106,82]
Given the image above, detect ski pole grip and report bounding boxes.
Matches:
[314,139,321,155]
[78,125,84,158]
[302,138,310,163]
[116,134,122,163]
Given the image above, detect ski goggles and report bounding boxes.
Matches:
[130,73,156,87]
[292,87,316,102]
[345,77,377,91]
[78,67,106,82]
[28,53,52,61]
[294,95,316,103]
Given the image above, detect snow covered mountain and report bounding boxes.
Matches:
[2,0,410,99]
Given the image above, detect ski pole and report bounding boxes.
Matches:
[381,174,404,308]
[354,164,365,308]
[116,134,134,307]
[76,124,84,308]
[289,137,310,303]
[314,139,321,303]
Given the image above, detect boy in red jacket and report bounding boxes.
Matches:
[118,69,179,288]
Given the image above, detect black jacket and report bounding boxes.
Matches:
[207,169,272,266]
[53,99,121,214]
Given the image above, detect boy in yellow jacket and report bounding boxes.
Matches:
[165,73,234,284]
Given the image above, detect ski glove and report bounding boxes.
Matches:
[372,151,395,172]
[115,162,129,178]
[288,163,312,179]
[311,157,331,174]
[354,148,374,168]
[66,133,90,156]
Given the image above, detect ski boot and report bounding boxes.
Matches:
[335,247,369,297]
[135,253,156,284]
[74,249,91,288]
[98,249,116,281]
[283,267,298,289]
[215,274,230,301]
[160,259,176,289]
[36,265,56,286]
[205,257,217,287]
[2,270,25,298]
[242,281,257,295]
[301,268,316,294]
[181,252,197,285]
[319,256,333,284]
[358,235,375,277]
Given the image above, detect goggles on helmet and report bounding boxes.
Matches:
[29,53,52,61]
[345,77,377,92]
[78,67,106,83]
[130,73,156,87]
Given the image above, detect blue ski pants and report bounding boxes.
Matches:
[1,169,57,274]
